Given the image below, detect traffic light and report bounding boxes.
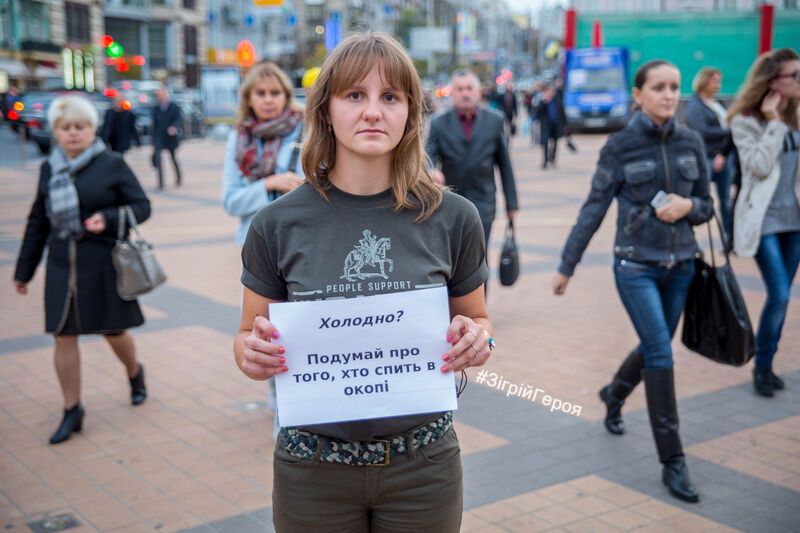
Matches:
[236,40,256,67]
[106,42,124,58]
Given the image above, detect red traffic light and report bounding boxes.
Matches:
[101,35,114,47]
[131,55,146,66]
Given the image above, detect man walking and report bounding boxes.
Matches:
[152,85,183,189]
[427,70,519,254]
[534,83,567,169]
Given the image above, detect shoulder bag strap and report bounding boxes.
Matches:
[117,206,127,242]
[288,122,304,174]
[124,205,145,241]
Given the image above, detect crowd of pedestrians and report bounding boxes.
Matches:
[10,29,798,530]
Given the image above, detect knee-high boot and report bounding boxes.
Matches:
[643,368,699,503]
[599,349,643,435]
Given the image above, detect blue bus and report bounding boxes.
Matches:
[563,47,629,132]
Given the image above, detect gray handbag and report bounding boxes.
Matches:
[112,205,166,300]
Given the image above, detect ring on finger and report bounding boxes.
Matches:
[470,344,480,358]
[465,329,478,341]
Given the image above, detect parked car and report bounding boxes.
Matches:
[22,91,112,154]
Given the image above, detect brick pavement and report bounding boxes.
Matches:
[0,125,798,532]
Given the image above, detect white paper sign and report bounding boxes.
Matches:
[269,287,457,427]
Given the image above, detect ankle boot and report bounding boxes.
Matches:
[768,368,784,391]
[49,403,85,445]
[643,368,699,503]
[753,367,775,397]
[130,363,147,406]
[599,349,643,435]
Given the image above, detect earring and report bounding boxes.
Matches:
[327,123,332,133]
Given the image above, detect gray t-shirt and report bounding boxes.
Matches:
[762,129,800,235]
[241,182,488,440]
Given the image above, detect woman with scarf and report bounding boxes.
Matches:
[221,63,304,436]
[222,62,304,245]
[13,95,151,444]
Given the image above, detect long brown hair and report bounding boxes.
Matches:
[301,32,442,221]
[727,48,799,129]
[236,62,302,128]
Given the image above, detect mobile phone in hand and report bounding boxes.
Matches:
[651,190,670,209]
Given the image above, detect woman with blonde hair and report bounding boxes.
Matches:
[728,48,800,397]
[233,32,492,531]
[685,67,735,241]
[221,61,304,245]
[14,95,151,444]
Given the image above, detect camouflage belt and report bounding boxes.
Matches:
[279,412,453,466]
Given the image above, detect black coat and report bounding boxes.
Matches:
[101,108,140,153]
[683,93,733,158]
[534,94,567,142]
[152,102,182,151]
[14,150,151,334]
[426,107,519,224]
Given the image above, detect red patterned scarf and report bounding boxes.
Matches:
[236,110,300,182]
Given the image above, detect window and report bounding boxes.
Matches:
[183,0,196,9]
[65,2,90,42]
[148,23,168,69]
[21,0,49,41]
[183,24,198,87]
[183,25,197,56]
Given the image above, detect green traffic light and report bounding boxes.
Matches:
[106,42,124,58]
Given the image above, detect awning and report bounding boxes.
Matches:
[0,58,62,79]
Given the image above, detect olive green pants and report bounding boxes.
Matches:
[272,427,463,532]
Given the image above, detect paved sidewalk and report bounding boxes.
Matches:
[0,129,798,532]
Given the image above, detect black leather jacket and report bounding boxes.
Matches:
[558,112,713,276]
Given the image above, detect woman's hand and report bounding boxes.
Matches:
[240,315,288,381]
[14,281,27,295]
[441,315,491,373]
[83,212,106,234]
[552,272,570,295]
[655,194,693,224]
[712,154,726,173]
[265,172,303,194]
[761,91,782,121]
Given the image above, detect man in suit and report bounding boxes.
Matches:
[427,70,519,254]
[152,85,183,189]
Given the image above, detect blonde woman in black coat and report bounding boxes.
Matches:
[13,95,151,444]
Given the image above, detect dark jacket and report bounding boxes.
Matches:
[101,108,140,153]
[15,150,151,333]
[535,93,567,142]
[684,93,733,158]
[426,107,519,224]
[152,101,182,151]
[502,90,518,121]
[558,112,713,276]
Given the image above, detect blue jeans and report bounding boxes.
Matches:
[614,259,696,369]
[754,231,800,368]
[707,156,733,242]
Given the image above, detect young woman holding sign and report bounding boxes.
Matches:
[233,32,494,531]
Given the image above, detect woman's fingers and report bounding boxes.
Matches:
[253,315,279,340]
[442,316,489,373]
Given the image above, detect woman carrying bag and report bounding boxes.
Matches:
[552,61,713,503]
[728,48,800,397]
[13,95,151,444]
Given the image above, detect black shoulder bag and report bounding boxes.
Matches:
[681,214,754,366]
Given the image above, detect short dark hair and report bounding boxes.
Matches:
[634,60,677,89]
